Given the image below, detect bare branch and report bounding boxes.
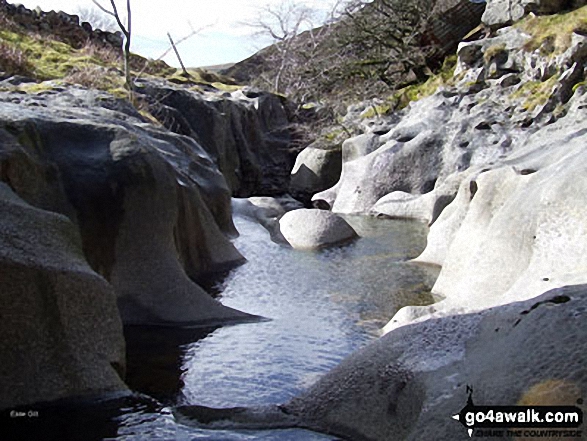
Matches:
[91,0,116,18]
[92,0,132,96]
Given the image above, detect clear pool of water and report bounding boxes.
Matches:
[7,214,439,441]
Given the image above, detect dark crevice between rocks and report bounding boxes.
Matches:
[429,193,457,226]
[397,135,415,143]
[475,121,493,130]
[30,123,125,281]
[422,178,437,194]
[313,199,331,210]
[512,295,571,327]
[469,180,478,200]
[518,168,537,175]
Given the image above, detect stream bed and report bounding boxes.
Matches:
[9,215,439,441]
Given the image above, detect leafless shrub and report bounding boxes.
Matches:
[63,64,117,89]
[81,40,121,65]
[0,42,34,77]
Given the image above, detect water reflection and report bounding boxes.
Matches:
[4,215,438,441]
[124,326,218,404]
[178,215,438,410]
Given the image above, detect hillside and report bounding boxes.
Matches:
[223,0,485,106]
[0,1,237,95]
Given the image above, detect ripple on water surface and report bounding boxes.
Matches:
[179,215,438,410]
[6,215,438,441]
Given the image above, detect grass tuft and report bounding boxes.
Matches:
[516,6,587,54]
[0,41,34,76]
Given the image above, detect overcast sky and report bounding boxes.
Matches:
[16,0,337,68]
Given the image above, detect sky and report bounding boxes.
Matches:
[16,0,338,68]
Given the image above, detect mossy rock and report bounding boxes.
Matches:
[516,5,587,54]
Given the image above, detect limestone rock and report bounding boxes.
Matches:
[482,0,569,28]
[137,81,295,196]
[404,93,587,328]
[279,209,357,250]
[482,0,527,28]
[317,22,587,219]
[285,285,587,440]
[0,86,253,325]
[290,141,342,202]
[0,183,127,409]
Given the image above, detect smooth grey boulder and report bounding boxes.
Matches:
[279,209,357,250]
[290,141,342,202]
[0,183,127,409]
[284,285,587,440]
[0,86,253,325]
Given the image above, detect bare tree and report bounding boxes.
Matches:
[74,5,118,32]
[336,0,440,90]
[247,1,318,94]
[92,0,132,94]
[134,22,210,82]
[247,0,341,95]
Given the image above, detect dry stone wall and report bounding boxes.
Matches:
[0,0,123,50]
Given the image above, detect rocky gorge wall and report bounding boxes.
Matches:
[0,67,295,408]
[306,5,587,324]
[138,81,296,197]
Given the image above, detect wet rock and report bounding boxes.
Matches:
[290,140,342,202]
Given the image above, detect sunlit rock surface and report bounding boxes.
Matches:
[279,209,358,250]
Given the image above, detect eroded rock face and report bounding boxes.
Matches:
[400,93,587,328]
[279,209,357,250]
[0,183,127,409]
[137,81,295,196]
[314,24,587,226]
[285,285,587,440]
[313,89,520,215]
[0,86,252,325]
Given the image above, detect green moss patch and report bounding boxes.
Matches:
[388,54,459,110]
[516,6,587,54]
[0,21,238,97]
[510,74,559,111]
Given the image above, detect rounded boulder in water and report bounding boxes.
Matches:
[278,209,358,250]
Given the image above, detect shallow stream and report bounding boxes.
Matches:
[9,215,439,441]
